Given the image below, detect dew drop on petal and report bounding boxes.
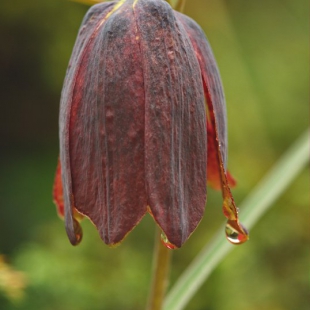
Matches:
[160,232,178,250]
[225,220,249,245]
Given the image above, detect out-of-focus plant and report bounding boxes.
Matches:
[0,255,27,302]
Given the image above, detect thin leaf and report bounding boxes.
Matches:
[164,129,310,310]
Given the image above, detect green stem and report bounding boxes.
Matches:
[147,227,172,310]
[164,129,310,310]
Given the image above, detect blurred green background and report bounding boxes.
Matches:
[0,0,308,309]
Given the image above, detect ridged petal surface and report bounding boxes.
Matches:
[60,1,147,245]
[176,12,228,168]
[134,0,207,247]
[177,12,246,239]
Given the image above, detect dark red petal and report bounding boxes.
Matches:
[176,12,228,167]
[60,2,147,245]
[134,0,207,248]
[176,13,237,188]
[207,121,236,190]
[178,12,248,242]
[64,2,116,85]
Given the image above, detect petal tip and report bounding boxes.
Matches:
[160,232,179,250]
[66,218,83,246]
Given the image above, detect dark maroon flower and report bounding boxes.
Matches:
[53,0,248,249]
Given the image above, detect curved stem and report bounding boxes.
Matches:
[146,227,172,310]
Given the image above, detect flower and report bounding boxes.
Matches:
[53,0,249,249]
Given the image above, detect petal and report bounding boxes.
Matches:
[176,12,227,165]
[64,2,116,84]
[206,121,236,190]
[134,0,207,248]
[60,1,148,246]
[178,13,248,242]
[178,12,236,189]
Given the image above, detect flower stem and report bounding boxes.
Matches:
[146,227,172,310]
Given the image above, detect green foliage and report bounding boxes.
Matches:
[12,221,152,310]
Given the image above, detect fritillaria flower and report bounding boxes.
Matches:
[53,0,249,249]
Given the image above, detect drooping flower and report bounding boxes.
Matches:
[53,0,249,249]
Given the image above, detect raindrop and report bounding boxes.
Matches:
[225,220,249,245]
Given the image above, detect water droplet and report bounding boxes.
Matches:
[73,218,83,245]
[161,232,177,250]
[225,220,249,245]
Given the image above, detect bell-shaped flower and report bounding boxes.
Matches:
[53,0,248,249]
